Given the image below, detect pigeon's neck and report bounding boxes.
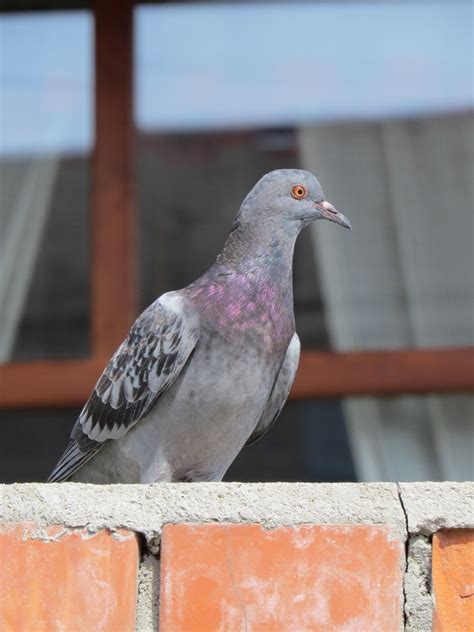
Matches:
[215,220,297,281]
[187,220,297,349]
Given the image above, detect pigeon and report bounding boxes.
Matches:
[49,169,351,483]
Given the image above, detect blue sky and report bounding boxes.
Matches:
[0,11,93,155]
[0,2,472,155]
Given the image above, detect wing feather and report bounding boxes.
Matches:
[48,292,199,482]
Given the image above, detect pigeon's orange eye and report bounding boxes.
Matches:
[291,184,306,199]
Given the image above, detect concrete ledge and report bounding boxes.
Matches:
[399,482,474,535]
[0,482,406,540]
[1,482,472,541]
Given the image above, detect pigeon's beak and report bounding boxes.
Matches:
[316,200,352,229]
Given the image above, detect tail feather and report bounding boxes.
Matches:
[48,440,98,482]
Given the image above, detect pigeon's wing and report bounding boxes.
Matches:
[48,292,199,482]
[245,333,300,447]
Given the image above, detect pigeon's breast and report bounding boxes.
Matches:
[135,333,283,481]
[188,274,294,353]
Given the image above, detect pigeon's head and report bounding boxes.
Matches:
[239,169,351,231]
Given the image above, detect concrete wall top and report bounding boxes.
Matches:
[399,482,474,535]
[1,482,472,542]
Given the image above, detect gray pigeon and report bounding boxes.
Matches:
[49,169,351,483]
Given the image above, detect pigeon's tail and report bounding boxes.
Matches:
[48,439,98,482]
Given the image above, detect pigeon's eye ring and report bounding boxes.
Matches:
[291,184,306,199]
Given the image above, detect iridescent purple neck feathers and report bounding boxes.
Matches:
[187,225,297,350]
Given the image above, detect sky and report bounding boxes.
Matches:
[0,1,472,155]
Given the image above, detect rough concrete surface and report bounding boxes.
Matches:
[399,482,474,535]
[136,554,160,632]
[0,482,407,540]
[404,535,433,632]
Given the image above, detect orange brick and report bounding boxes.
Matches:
[0,524,139,632]
[433,529,474,632]
[160,523,402,631]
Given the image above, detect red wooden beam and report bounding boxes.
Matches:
[0,358,105,409]
[0,347,472,409]
[92,0,136,358]
[291,347,474,399]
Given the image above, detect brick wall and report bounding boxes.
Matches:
[0,482,472,631]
